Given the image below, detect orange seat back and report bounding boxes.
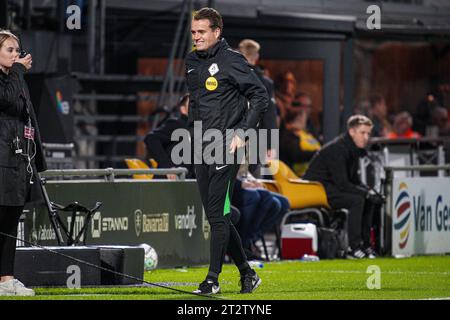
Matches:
[266,159,330,209]
[124,158,153,179]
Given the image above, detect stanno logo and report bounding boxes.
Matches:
[102,217,128,232]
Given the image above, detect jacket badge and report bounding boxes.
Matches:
[205,77,218,91]
[208,63,219,76]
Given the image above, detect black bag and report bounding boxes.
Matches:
[317,210,348,259]
[317,227,339,259]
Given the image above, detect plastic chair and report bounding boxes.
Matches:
[263,159,330,210]
[148,158,158,169]
[124,158,153,179]
[260,160,348,259]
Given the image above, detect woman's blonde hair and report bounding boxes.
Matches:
[0,29,19,48]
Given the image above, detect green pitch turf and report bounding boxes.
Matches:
[2,255,449,300]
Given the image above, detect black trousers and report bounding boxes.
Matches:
[0,206,23,277]
[327,192,375,249]
[194,162,249,279]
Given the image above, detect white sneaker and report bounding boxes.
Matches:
[0,279,35,296]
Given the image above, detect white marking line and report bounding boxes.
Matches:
[264,270,450,275]
[416,297,450,300]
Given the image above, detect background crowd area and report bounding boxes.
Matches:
[271,72,450,177]
[145,58,450,179]
[140,38,450,261]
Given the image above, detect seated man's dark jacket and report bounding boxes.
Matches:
[303,132,369,198]
[144,114,195,178]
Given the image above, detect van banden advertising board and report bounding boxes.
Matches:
[392,178,450,256]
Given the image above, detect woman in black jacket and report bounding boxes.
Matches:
[0,29,47,296]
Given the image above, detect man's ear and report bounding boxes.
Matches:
[180,106,188,115]
[214,28,221,39]
[348,127,355,138]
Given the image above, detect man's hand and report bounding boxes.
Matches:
[166,167,179,180]
[15,54,32,70]
[229,135,245,154]
[366,189,385,205]
[241,179,263,189]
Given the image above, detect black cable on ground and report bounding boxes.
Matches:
[0,231,225,300]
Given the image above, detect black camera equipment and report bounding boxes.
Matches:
[19,50,27,58]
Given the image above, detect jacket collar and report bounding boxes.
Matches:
[195,38,229,59]
[343,132,367,157]
[0,72,8,87]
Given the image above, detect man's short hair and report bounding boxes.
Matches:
[193,7,223,34]
[347,115,373,130]
[238,39,260,57]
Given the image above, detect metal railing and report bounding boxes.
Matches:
[40,167,189,182]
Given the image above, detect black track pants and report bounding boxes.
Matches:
[328,192,373,249]
[195,163,250,279]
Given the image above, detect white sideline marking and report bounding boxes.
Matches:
[269,270,450,275]
[416,297,450,300]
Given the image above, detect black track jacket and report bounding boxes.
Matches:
[303,133,370,198]
[185,39,268,136]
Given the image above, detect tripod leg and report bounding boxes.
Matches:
[38,174,64,245]
[74,211,94,245]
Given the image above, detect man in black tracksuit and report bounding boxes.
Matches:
[144,94,195,179]
[186,8,268,294]
[238,39,278,176]
[303,115,384,259]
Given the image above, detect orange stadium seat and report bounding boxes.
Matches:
[124,158,153,179]
[262,159,330,210]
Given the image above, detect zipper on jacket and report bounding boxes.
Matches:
[195,61,206,123]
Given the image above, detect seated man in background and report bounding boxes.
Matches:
[386,111,421,139]
[431,106,450,137]
[303,115,384,259]
[232,166,289,261]
[280,107,321,177]
[292,92,321,140]
[144,93,195,179]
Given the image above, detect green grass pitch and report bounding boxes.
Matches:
[2,255,449,300]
